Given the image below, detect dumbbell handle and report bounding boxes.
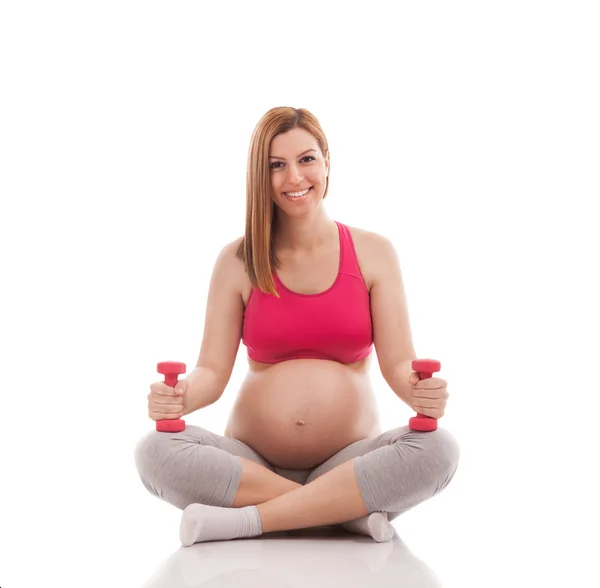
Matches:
[156,361,187,432]
[408,358,440,432]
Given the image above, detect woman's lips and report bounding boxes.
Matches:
[283,186,313,199]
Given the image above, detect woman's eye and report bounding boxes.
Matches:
[270,156,315,169]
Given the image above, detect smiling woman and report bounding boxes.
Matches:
[134,106,460,545]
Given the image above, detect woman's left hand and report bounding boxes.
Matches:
[409,374,449,420]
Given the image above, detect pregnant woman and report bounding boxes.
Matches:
[134,106,460,545]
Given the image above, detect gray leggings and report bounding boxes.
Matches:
[134,424,460,523]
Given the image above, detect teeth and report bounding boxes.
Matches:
[284,188,310,197]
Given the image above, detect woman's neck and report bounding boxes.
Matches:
[273,213,335,253]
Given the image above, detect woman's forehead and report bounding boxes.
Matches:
[270,128,318,155]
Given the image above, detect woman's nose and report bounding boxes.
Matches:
[286,164,303,183]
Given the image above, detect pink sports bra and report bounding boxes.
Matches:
[242,221,373,364]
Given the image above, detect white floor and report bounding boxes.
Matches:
[140,527,441,588]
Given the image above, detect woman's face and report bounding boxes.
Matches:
[268,127,329,214]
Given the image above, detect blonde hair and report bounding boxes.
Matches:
[235,107,330,297]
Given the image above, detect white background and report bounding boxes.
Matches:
[1,1,598,587]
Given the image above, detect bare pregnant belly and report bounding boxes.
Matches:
[224,359,382,469]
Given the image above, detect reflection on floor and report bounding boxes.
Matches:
[141,525,441,588]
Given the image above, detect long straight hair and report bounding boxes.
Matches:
[235,107,330,297]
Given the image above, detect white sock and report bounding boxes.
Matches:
[179,504,394,545]
[180,504,262,546]
[338,512,394,542]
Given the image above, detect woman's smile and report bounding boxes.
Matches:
[283,186,313,201]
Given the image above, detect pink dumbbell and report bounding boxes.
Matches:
[156,361,187,432]
[408,358,441,432]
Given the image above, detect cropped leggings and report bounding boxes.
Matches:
[134,424,460,523]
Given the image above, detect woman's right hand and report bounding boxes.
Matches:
[147,379,189,422]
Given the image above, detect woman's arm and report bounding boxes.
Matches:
[368,232,417,406]
[180,238,245,416]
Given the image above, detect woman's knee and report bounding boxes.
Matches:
[133,426,243,509]
[355,425,460,514]
[382,425,460,470]
[383,425,460,490]
[134,425,210,476]
[419,427,460,489]
[133,430,176,495]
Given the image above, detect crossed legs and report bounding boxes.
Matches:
[134,425,460,544]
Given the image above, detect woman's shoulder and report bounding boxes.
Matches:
[345,224,390,252]
[214,235,242,257]
[344,223,403,275]
[217,236,253,302]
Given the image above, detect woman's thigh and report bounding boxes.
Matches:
[134,424,277,508]
[303,428,406,485]
[305,425,459,484]
[135,424,275,468]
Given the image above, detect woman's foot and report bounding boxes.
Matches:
[180,504,263,545]
[338,512,394,542]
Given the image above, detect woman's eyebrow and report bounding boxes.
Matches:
[269,149,317,160]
